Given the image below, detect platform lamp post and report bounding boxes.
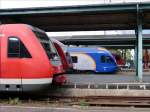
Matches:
[135,4,143,82]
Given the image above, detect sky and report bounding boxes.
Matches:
[1,0,149,9]
[1,0,150,36]
[1,0,150,9]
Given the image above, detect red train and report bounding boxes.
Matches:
[0,24,65,92]
[51,38,73,72]
[49,41,64,76]
[50,38,67,85]
[112,54,125,68]
[51,38,74,85]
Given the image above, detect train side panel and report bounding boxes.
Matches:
[68,47,118,73]
[19,26,53,91]
[0,26,22,91]
[70,53,96,71]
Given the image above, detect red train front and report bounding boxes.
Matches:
[49,40,65,75]
[50,38,69,85]
[112,53,125,68]
[51,38,73,72]
[0,24,55,92]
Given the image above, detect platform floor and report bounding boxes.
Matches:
[48,72,150,97]
[66,72,150,84]
[1,106,150,112]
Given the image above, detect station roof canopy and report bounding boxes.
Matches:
[52,34,150,49]
[1,3,150,31]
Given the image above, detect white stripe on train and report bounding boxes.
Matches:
[0,78,52,84]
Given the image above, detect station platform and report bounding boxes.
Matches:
[66,71,150,84]
[46,71,150,97]
[62,71,150,91]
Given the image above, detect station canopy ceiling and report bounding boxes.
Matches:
[52,34,150,49]
[1,3,150,48]
[1,3,150,31]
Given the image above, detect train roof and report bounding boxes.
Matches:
[50,37,69,52]
[51,38,66,47]
[67,47,110,54]
[0,24,47,36]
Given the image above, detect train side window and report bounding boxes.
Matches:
[72,56,78,63]
[32,29,59,59]
[8,37,20,57]
[8,37,32,58]
[66,52,72,63]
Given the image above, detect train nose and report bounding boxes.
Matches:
[102,66,118,72]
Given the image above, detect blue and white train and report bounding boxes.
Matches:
[67,47,118,73]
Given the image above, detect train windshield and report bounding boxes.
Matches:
[101,55,114,64]
[31,27,59,61]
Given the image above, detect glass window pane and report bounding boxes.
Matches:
[101,55,105,63]
[8,37,20,57]
[8,37,31,58]
[20,40,32,58]
[106,56,113,63]
[72,56,78,63]
[101,55,113,63]
[32,27,59,59]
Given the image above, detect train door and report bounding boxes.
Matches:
[0,34,22,91]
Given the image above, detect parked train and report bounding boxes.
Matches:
[0,24,64,92]
[49,40,64,76]
[112,53,125,68]
[67,47,118,73]
[51,38,73,72]
[50,38,73,85]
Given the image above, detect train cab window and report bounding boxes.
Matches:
[101,55,113,63]
[106,56,113,63]
[32,29,59,59]
[8,37,31,58]
[71,56,78,63]
[101,55,105,63]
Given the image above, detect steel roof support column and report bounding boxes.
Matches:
[135,4,143,81]
[134,46,137,70]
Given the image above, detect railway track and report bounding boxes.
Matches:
[72,96,150,108]
[0,94,150,108]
